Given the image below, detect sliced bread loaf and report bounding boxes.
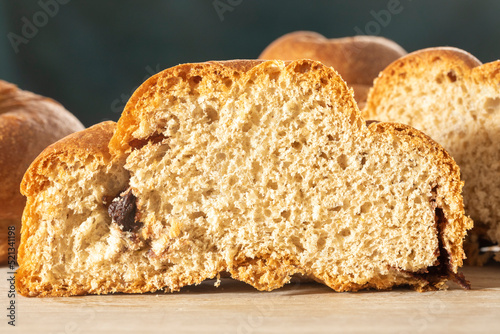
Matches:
[17,60,471,296]
[363,47,500,262]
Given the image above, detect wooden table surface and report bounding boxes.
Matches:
[2,264,499,333]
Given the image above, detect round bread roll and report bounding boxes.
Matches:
[363,47,500,263]
[259,31,407,108]
[0,80,84,264]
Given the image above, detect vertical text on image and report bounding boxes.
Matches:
[213,0,243,22]
[6,225,17,326]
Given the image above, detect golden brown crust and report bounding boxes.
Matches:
[259,31,406,87]
[0,80,84,264]
[110,59,284,155]
[20,60,471,296]
[108,59,469,291]
[16,122,117,296]
[364,47,483,118]
[363,47,497,265]
[471,59,500,84]
[21,121,116,198]
[368,121,472,271]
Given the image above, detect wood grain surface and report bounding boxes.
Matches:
[2,264,499,333]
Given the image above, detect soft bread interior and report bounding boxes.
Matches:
[19,156,130,295]
[17,61,470,296]
[364,52,500,256]
[121,61,466,291]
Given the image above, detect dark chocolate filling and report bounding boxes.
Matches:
[365,120,380,126]
[104,185,470,289]
[108,188,143,233]
[407,207,471,290]
[129,133,168,149]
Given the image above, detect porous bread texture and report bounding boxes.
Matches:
[259,31,407,108]
[17,60,471,297]
[113,60,469,291]
[363,47,500,261]
[0,80,84,264]
[17,122,130,296]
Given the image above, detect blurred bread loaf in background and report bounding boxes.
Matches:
[259,31,407,108]
[0,80,84,264]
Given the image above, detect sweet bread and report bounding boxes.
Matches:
[17,60,471,296]
[363,47,500,262]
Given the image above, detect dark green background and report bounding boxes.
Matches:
[1,0,499,127]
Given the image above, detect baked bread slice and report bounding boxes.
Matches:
[17,121,129,296]
[0,80,84,264]
[17,59,471,297]
[259,31,407,107]
[363,47,500,262]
